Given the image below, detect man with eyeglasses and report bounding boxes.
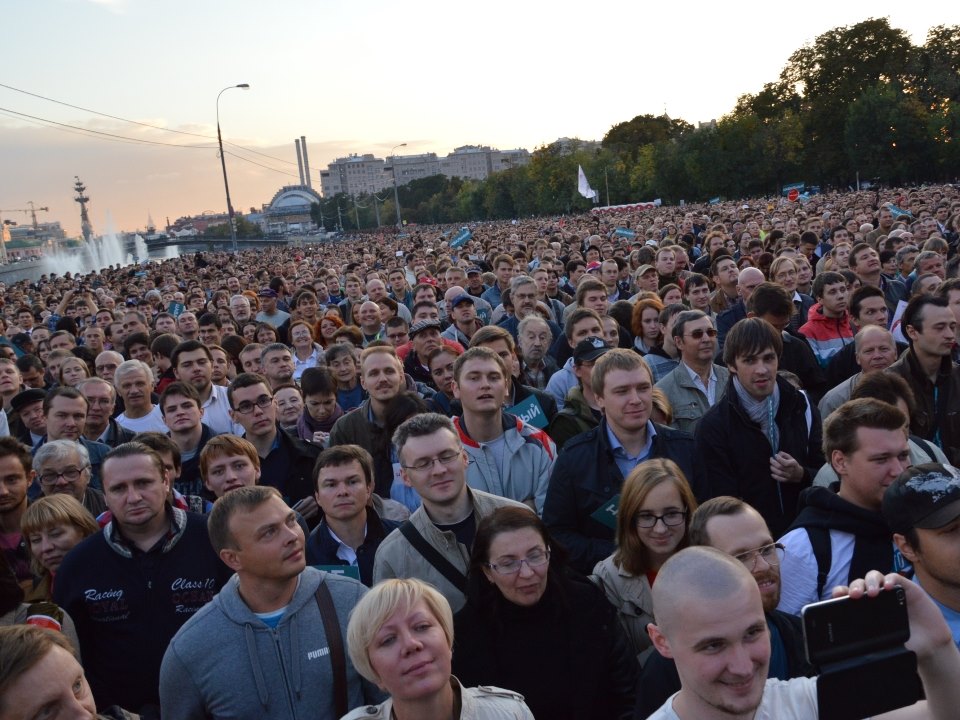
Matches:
[635,496,816,717]
[35,387,111,496]
[373,413,530,612]
[227,372,319,510]
[656,310,730,434]
[77,377,135,448]
[777,398,911,616]
[32,438,107,517]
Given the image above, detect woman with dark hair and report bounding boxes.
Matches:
[296,367,344,445]
[219,334,248,376]
[452,507,636,720]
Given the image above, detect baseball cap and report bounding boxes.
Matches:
[449,294,473,308]
[883,463,960,534]
[466,266,482,275]
[258,288,278,298]
[409,319,442,338]
[573,336,611,364]
[586,261,602,273]
[11,388,46,413]
[637,264,657,276]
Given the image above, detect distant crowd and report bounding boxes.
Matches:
[1,184,959,720]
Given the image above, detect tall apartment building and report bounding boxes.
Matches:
[388,153,441,185]
[320,154,389,197]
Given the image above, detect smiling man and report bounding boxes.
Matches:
[160,485,382,720]
[53,442,229,714]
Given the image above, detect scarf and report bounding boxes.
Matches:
[296,403,344,441]
[733,376,781,453]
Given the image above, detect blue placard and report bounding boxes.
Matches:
[614,227,636,239]
[312,565,361,581]
[508,395,547,429]
[450,228,473,249]
[709,197,721,205]
[781,182,805,196]
[590,494,620,530]
[888,204,913,219]
[167,302,185,318]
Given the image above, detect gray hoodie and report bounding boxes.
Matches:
[159,567,383,720]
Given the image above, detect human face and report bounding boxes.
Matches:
[177,312,198,336]
[428,352,457,396]
[102,453,170,533]
[19,400,47,435]
[597,366,652,436]
[1,644,97,720]
[705,509,781,612]
[482,527,550,607]
[908,305,956,358]
[262,349,294,386]
[634,481,687,567]
[728,347,778,400]
[209,349,230,385]
[714,259,738,291]
[676,317,717,365]
[37,450,90,504]
[59,359,89,387]
[230,383,277,437]
[290,324,313,350]
[582,289,608,314]
[223,495,305,582]
[321,319,340,341]
[360,352,402,404]
[82,327,105,352]
[819,281,848,317]
[328,353,358,386]
[19,365,44,389]
[399,428,468,507]
[512,283,538,319]
[368,599,452,700]
[239,348,262,374]
[296,294,320,322]
[453,357,507,414]
[685,283,711,311]
[274,387,304,426]
[203,452,260,498]
[0,454,29,518]
[118,370,151,413]
[601,317,620,346]
[852,246,882,276]
[918,255,946,280]
[303,393,336,424]
[358,302,382,330]
[27,522,85,575]
[834,427,910,511]
[916,275,941,296]
[855,296,888,328]
[123,313,147,337]
[315,459,372,522]
[601,262,619,289]
[661,288,683,305]
[198,323,221,346]
[412,328,442,359]
[772,262,798,293]
[653,581,769,719]
[519,323,550,365]
[45,396,88,441]
[640,307,660,343]
[451,300,476,325]
[162,393,203,434]
[495,262,514,288]
[853,329,896,372]
[636,269,659,293]
[0,362,21,395]
[229,298,251,322]
[903,519,960,600]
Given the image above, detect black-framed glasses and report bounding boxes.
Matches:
[734,543,785,571]
[234,395,273,415]
[686,328,718,340]
[401,449,462,473]
[38,466,89,487]
[635,510,688,529]
[487,547,550,575]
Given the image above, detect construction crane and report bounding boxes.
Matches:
[0,203,49,265]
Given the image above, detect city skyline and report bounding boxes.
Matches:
[2,1,956,235]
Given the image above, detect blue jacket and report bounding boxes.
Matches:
[542,419,702,574]
[305,508,399,586]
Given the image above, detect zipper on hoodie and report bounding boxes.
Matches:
[272,630,298,719]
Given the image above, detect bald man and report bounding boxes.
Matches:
[716,267,766,358]
[818,326,898,417]
[645,546,960,719]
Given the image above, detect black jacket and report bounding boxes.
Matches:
[304,508,400,586]
[716,300,747,357]
[543,418,702,574]
[634,610,815,719]
[780,330,827,406]
[259,424,321,504]
[96,418,136,448]
[454,574,637,720]
[888,348,960,465]
[694,375,824,539]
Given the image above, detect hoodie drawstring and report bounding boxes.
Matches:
[244,623,270,707]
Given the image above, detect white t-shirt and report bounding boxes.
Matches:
[777,526,856,615]
[648,677,818,720]
[116,405,167,434]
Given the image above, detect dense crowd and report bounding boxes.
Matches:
[1,184,960,719]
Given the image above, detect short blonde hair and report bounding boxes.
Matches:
[20,495,99,577]
[346,579,453,685]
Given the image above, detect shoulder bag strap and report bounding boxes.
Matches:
[314,580,348,718]
[399,520,468,594]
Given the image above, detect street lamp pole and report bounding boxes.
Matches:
[390,142,407,229]
[216,83,249,253]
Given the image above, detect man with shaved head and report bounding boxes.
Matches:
[818,325,899,417]
[644,546,960,719]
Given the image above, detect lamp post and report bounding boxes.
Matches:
[390,142,407,229]
[216,83,250,253]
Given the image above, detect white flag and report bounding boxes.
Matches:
[577,165,597,200]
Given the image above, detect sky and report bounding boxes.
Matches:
[2,1,957,236]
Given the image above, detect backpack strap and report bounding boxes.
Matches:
[399,520,468,594]
[804,526,832,600]
[912,436,939,464]
[314,580,347,718]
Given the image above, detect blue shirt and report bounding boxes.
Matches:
[918,578,960,649]
[606,420,656,479]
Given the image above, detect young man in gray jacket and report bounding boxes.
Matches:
[159,486,383,720]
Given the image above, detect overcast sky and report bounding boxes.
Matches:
[3,1,957,235]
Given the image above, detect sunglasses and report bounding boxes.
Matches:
[686,327,718,340]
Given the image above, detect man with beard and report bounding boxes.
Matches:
[634,497,815,717]
[0,437,32,585]
[160,485,382,719]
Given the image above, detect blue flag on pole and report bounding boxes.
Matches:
[450,227,472,248]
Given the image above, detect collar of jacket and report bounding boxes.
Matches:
[311,507,388,557]
[905,346,953,384]
[103,505,187,559]
[454,412,514,449]
[722,374,799,424]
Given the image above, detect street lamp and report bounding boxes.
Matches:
[390,142,407,229]
[216,83,250,253]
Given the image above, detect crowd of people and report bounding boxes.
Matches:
[1,184,960,719]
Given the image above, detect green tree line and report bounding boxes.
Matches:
[312,19,960,229]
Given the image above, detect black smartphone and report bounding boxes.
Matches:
[802,585,909,666]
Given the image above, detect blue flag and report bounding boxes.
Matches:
[450,228,473,249]
[614,227,636,239]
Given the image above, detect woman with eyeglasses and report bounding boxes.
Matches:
[592,458,698,664]
[452,506,636,720]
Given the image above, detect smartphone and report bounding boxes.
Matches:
[802,585,909,666]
